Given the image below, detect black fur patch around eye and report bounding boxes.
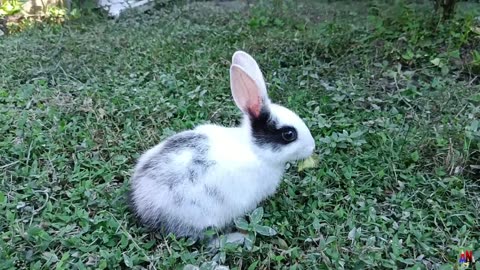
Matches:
[250,107,297,151]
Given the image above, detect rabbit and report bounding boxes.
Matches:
[128,51,315,243]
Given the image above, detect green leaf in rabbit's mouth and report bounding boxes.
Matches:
[297,156,319,172]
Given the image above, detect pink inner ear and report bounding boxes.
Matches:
[248,95,262,118]
[231,66,263,118]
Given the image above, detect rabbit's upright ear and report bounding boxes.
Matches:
[230,51,269,118]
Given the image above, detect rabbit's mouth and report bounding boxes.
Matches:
[296,143,316,161]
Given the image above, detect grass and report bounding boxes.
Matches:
[1,0,479,269]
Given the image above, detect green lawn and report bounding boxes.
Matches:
[1,1,479,269]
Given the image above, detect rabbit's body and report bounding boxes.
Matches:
[129,51,315,239]
[131,126,284,237]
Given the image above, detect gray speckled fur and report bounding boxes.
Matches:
[203,184,225,203]
[129,131,217,238]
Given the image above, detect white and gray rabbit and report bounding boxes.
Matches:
[129,51,315,242]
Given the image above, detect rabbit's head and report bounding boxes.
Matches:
[230,51,315,164]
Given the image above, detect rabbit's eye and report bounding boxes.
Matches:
[281,129,297,142]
